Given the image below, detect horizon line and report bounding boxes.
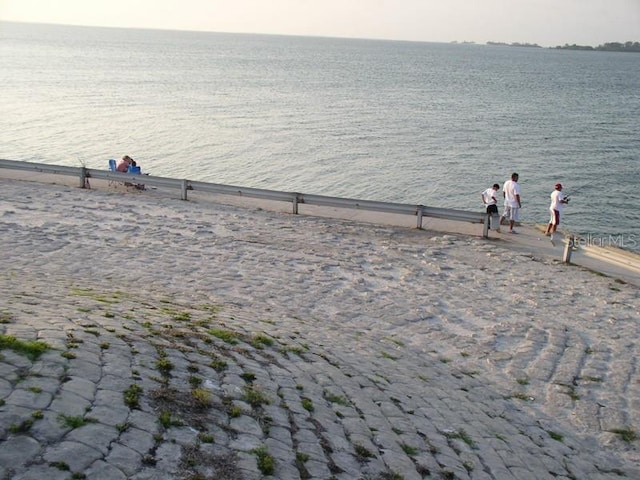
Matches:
[4,19,634,50]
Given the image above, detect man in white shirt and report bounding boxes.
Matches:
[545,183,570,245]
[500,173,521,233]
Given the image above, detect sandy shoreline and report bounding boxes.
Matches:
[1,177,639,478]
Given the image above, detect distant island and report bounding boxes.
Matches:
[486,41,541,48]
[483,40,640,53]
[553,41,640,52]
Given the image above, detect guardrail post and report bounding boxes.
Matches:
[80,167,88,189]
[293,193,300,214]
[417,206,424,229]
[563,235,574,263]
[482,214,490,238]
[181,180,188,200]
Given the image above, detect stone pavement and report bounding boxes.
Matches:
[1,170,639,479]
[0,272,637,480]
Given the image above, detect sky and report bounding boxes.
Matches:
[1,0,638,47]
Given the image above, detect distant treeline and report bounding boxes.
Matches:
[487,41,541,48]
[485,41,640,53]
[554,41,640,52]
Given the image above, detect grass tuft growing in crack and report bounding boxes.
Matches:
[251,333,274,349]
[0,334,50,361]
[208,328,240,345]
[252,445,275,475]
[191,388,213,409]
[354,443,377,461]
[548,431,564,442]
[243,384,271,407]
[443,428,476,448]
[301,397,314,412]
[57,414,97,429]
[124,384,143,409]
[156,357,174,376]
[609,427,638,443]
[400,443,418,456]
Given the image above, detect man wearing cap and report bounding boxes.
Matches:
[545,183,570,245]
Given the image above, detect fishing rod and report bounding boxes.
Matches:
[563,179,597,201]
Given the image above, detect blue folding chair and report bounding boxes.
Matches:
[108,159,118,185]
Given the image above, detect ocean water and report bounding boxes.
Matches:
[1,21,639,251]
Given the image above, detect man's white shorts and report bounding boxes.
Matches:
[549,208,560,225]
[503,206,520,221]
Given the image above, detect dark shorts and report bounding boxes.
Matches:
[486,204,498,215]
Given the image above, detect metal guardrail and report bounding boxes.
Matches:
[0,158,492,236]
[559,235,640,284]
[581,243,640,273]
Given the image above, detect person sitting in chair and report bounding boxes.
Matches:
[116,155,135,172]
[115,155,144,189]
